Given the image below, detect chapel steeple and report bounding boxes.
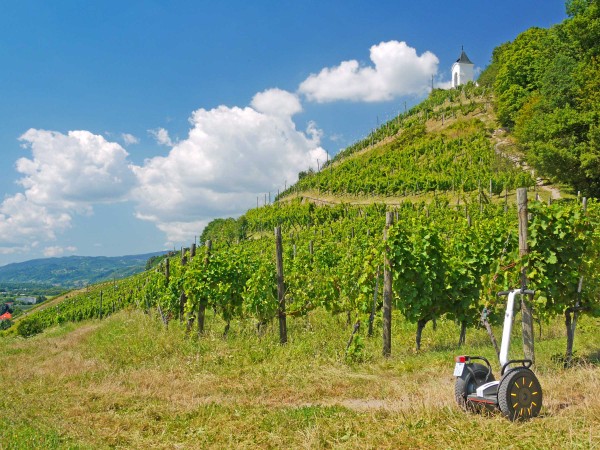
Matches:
[451,47,474,88]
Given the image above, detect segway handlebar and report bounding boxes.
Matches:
[497,289,535,297]
[498,289,535,367]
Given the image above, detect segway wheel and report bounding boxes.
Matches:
[498,367,542,420]
[454,363,494,412]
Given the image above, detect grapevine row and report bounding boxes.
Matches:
[14,194,599,363]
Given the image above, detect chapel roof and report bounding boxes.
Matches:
[456,49,474,65]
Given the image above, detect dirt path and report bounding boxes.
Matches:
[492,129,562,199]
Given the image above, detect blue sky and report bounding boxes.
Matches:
[0,1,567,265]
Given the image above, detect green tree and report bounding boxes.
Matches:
[492,1,600,195]
[200,217,247,245]
[494,27,551,127]
[477,41,511,88]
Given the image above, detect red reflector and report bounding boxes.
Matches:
[455,355,467,363]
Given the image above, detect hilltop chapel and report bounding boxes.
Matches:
[451,48,474,88]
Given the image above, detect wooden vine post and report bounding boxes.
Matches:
[383,211,394,357]
[275,226,287,344]
[368,267,380,338]
[566,197,587,366]
[197,240,211,335]
[165,258,170,285]
[517,188,535,363]
[179,247,188,323]
[565,276,584,367]
[481,307,500,359]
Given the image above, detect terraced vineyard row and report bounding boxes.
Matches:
[12,195,599,362]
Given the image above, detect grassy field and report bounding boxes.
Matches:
[0,308,598,449]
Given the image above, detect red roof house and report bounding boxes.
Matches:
[0,312,12,321]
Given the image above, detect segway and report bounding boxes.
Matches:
[453,288,543,420]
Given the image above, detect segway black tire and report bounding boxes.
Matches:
[454,363,494,412]
[498,367,542,421]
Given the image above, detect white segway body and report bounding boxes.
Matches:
[453,289,543,420]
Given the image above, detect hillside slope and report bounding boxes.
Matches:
[274,84,544,209]
[479,1,600,196]
[2,6,599,448]
[1,309,598,448]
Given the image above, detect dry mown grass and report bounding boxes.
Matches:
[0,309,598,449]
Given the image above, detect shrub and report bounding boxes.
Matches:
[16,317,44,338]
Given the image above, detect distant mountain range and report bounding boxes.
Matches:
[0,252,166,288]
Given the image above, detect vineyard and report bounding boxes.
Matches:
[3,62,599,450]
[9,77,599,366]
[6,90,598,447]
[326,83,494,163]
[10,191,599,366]
[277,84,533,201]
[2,4,600,446]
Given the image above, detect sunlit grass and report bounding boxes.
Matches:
[0,308,598,448]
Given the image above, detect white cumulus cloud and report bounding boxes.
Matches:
[121,133,139,145]
[0,193,71,252]
[43,245,77,257]
[251,88,303,117]
[0,130,135,252]
[132,88,326,242]
[149,128,174,146]
[17,129,135,209]
[298,40,439,103]
[1,89,327,255]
